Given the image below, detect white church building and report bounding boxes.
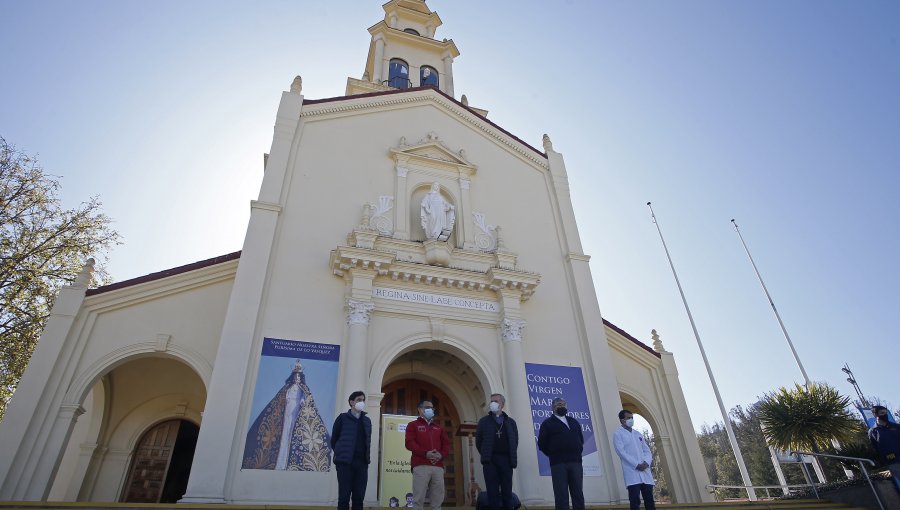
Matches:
[0,0,712,505]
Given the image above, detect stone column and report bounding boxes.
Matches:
[442,54,454,97]
[372,35,385,83]
[458,177,474,249]
[23,404,84,499]
[72,443,107,500]
[344,299,374,397]
[393,159,410,240]
[364,392,384,506]
[497,297,541,504]
[181,79,303,504]
[0,261,94,500]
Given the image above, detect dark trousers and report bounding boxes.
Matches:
[336,459,368,510]
[482,454,514,510]
[549,462,584,510]
[627,483,655,510]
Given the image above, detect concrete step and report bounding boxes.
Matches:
[0,500,861,510]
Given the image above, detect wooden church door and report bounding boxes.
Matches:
[120,419,199,503]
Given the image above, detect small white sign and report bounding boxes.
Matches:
[373,287,499,312]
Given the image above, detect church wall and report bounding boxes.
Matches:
[229,101,609,504]
[259,100,588,376]
[69,277,233,403]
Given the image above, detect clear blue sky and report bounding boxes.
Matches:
[2,1,898,431]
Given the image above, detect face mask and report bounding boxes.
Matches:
[354,401,366,412]
[424,408,435,419]
[489,402,501,413]
[625,418,634,427]
[555,407,568,416]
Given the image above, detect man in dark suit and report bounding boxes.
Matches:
[475,393,519,510]
[538,397,584,510]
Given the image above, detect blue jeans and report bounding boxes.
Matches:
[549,462,584,510]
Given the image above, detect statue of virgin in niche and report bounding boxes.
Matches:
[420,182,455,240]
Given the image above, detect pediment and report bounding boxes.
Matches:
[390,132,475,170]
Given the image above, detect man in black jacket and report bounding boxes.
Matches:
[331,391,372,510]
[538,397,584,510]
[475,393,519,510]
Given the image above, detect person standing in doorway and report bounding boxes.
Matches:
[405,400,450,510]
[613,410,655,510]
[330,391,372,510]
[537,397,585,510]
[475,393,519,510]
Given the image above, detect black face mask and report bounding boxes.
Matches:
[555,407,568,416]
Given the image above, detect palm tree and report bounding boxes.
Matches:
[757,383,858,482]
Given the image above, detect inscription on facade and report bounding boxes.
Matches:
[373,287,499,312]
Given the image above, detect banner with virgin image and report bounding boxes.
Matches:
[242,338,340,471]
[525,363,602,476]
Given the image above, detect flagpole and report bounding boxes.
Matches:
[731,219,811,387]
[647,203,757,501]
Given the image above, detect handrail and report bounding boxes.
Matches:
[705,483,812,500]
[791,450,875,464]
[791,450,884,510]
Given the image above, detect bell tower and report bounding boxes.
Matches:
[346,0,460,97]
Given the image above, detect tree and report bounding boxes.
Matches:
[757,383,859,482]
[0,137,119,421]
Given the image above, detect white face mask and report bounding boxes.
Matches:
[424,408,435,419]
[354,401,366,412]
[625,418,634,428]
[489,401,501,413]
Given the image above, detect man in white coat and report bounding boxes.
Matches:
[612,410,655,510]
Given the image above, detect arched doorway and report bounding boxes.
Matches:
[619,393,672,503]
[382,379,464,505]
[120,419,199,503]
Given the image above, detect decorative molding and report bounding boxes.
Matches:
[330,242,540,300]
[566,253,591,263]
[459,178,470,190]
[651,329,668,353]
[430,317,446,342]
[347,299,375,325]
[59,403,86,420]
[391,133,474,169]
[500,318,526,342]
[72,258,95,288]
[154,334,171,352]
[396,165,409,177]
[301,91,549,169]
[362,196,394,236]
[472,212,497,253]
[250,200,283,213]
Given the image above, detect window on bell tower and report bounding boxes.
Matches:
[420,66,438,88]
[387,58,411,89]
[403,28,420,36]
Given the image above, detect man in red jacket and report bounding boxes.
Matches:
[405,400,450,510]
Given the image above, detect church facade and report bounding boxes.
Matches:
[0,0,712,505]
